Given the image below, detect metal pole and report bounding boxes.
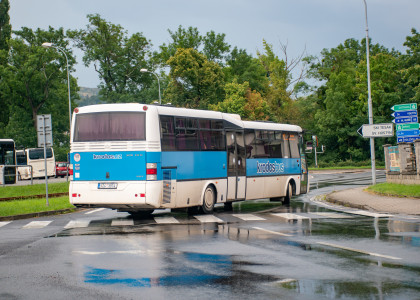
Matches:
[54,46,72,134]
[42,116,49,206]
[363,0,376,185]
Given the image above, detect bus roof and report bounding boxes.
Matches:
[242,120,302,132]
[75,103,302,132]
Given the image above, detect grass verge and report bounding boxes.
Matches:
[0,182,69,198]
[366,183,420,198]
[0,196,75,217]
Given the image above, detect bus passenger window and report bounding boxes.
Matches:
[244,130,255,158]
[254,131,270,158]
[269,132,282,158]
[160,116,176,151]
[289,134,300,158]
[282,134,290,158]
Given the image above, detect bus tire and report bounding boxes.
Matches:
[283,182,292,205]
[201,185,216,214]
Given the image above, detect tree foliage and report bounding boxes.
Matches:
[67,14,154,102]
[0,27,78,160]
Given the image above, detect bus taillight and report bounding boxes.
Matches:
[146,163,157,180]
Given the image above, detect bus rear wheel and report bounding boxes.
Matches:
[201,185,216,214]
[283,182,292,205]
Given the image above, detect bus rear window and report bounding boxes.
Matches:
[74,112,146,142]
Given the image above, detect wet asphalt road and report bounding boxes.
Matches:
[1,170,420,299]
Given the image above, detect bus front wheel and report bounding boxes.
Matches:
[201,185,216,214]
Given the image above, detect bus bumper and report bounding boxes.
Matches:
[69,181,162,209]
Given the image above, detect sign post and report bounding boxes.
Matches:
[37,114,53,206]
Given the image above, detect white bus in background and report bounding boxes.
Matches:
[16,148,56,179]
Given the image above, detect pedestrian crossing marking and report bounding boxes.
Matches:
[342,210,392,218]
[271,213,310,220]
[85,208,106,215]
[311,212,354,219]
[0,221,11,228]
[22,221,52,229]
[64,220,91,229]
[111,219,134,226]
[232,214,266,221]
[194,215,224,223]
[154,216,180,224]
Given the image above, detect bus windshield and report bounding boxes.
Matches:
[28,148,53,160]
[73,112,146,142]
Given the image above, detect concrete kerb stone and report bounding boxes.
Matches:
[0,208,82,222]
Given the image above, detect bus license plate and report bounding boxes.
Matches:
[98,183,118,189]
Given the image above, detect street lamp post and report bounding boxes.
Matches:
[362,0,376,185]
[140,68,161,105]
[41,42,72,134]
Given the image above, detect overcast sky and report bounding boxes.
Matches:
[9,0,420,88]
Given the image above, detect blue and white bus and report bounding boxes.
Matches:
[69,103,308,215]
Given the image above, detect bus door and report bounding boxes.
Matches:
[299,135,309,194]
[226,131,246,200]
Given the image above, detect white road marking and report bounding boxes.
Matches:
[154,216,180,224]
[111,219,134,226]
[64,220,91,229]
[194,215,224,223]
[0,221,11,228]
[85,208,106,215]
[271,213,310,220]
[232,214,266,221]
[22,221,52,229]
[342,210,392,218]
[253,226,292,237]
[317,241,402,260]
[73,250,158,255]
[311,212,353,219]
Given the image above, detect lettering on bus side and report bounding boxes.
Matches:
[256,161,285,174]
[93,154,123,160]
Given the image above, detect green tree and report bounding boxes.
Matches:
[67,14,154,102]
[165,48,225,109]
[210,80,270,121]
[158,26,231,66]
[0,26,78,159]
[0,0,11,135]
[401,28,420,102]
[0,0,11,52]
[224,47,268,94]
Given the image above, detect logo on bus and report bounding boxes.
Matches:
[74,153,81,162]
[256,161,285,174]
[93,154,123,160]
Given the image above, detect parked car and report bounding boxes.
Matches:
[55,162,69,178]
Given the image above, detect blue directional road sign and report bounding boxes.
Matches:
[397,136,420,143]
[391,110,417,118]
[392,116,418,124]
[396,129,420,137]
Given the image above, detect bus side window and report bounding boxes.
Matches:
[244,130,255,158]
[269,131,283,158]
[289,134,300,158]
[254,130,270,158]
[282,133,290,158]
[160,116,176,151]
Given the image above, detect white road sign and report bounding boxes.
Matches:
[359,123,394,138]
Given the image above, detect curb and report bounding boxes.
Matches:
[0,208,80,221]
[324,193,369,210]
